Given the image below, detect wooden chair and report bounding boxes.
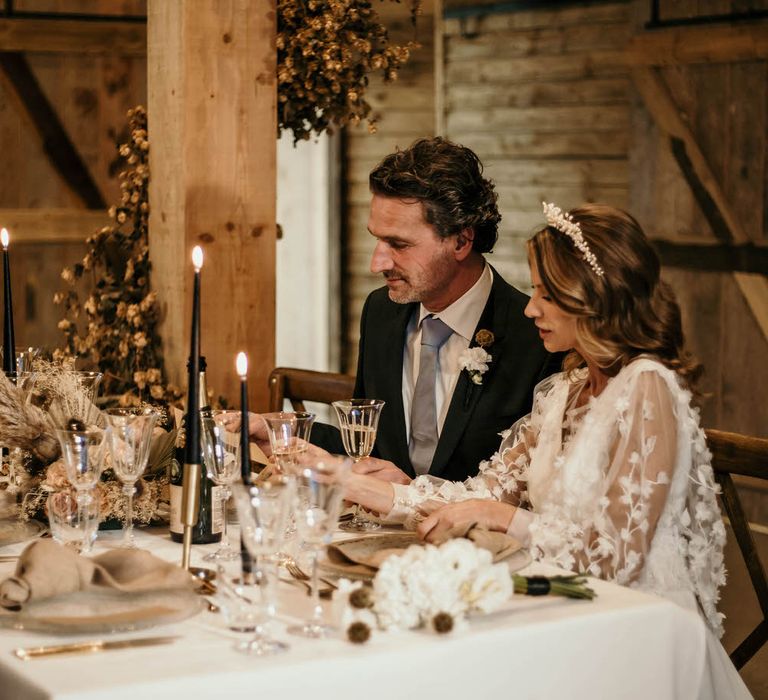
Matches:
[706,428,768,669]
[268,366,356,413]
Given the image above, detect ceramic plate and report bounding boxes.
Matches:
[0,587,203,635]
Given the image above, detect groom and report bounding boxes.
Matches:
[254,138,559,483]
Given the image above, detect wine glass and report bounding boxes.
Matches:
[332,399,385,531]
[104,407,159,548]
[261,412,315,474]
[233,476,297,655]
[200,410,243,561]
[47,490,101,554]
[288,456,352,638]
[55,426,110,510]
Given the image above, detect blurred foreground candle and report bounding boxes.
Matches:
[236,351,254,582]
[1,228,15,377]
[181,245,204,569]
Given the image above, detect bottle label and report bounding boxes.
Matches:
[210,485,224,535]
[169,484,183,534]
[169,483,224,535]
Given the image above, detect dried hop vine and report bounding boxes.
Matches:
[55,106,181,408]
[278,0,422,142]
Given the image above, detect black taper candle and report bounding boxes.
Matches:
[184,249,202,465]
[236,352,254,581]
[1,229,16,377]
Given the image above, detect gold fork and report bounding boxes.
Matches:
[284,562,335,598]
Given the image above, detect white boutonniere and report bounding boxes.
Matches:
[459,346,492,385]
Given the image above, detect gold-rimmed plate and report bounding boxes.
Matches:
[0,587,203,635]
[0,519,46,548]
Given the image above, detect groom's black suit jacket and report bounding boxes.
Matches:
[313,268,560,482]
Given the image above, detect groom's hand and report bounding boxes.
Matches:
[352,458,411,485]
[220,411,272,456]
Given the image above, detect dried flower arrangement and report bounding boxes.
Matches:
[54,106,181,409]
[0,361,175,527]
[278,0,422,142]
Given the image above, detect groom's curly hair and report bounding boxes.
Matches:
[528,204,703,388]
[369,137,500,254]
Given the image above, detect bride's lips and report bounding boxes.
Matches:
[537,327,551,338]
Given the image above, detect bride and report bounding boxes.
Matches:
[337,202,751,699]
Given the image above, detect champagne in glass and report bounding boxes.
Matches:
[261,412,315,475]
[332,399,385,532]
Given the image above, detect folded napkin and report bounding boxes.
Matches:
[0,540,194,610]
[326,524,521,578]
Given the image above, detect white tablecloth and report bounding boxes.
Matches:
[0,526,707,700]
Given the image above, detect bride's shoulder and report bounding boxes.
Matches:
[613,356,687,399]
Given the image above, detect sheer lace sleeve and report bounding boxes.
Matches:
[385,373,565,526]
[529,369,677,584]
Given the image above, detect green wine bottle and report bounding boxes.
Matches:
[169,357,223,544]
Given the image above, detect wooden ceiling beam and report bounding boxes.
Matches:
[0,208,108,243]
[0,17,146,55]
[627,22,768,66]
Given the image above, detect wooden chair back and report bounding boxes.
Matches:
[706,428,768,669]
[268,367,356,413]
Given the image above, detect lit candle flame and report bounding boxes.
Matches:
[192,246,203,271]
[0,228,9,250]
[236,352,248,378]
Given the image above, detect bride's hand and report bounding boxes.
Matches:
[416,499,516,543]
[352,457,411,485]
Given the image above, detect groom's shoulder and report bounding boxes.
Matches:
[489,266,531,311]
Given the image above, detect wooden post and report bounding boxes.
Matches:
[147,1,276,410]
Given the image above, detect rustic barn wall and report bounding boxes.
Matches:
[444,2,632,291]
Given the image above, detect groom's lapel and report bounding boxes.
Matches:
[429,277,507,478]
[376,301,415,471]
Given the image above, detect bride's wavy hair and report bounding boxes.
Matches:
[527,203,702,387]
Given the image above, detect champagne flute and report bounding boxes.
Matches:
[288,457,352,638]
[332,399,385,532]
[261,412,315,474]
[200,410,243,561]
[233,476,297,655]
[104,407,159,548]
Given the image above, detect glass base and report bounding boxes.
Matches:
[287,621,335,638]
[203,546,240,562]
[339,518,380,532]
[235,636,289,655]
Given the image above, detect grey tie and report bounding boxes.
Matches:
[409,315,453,476]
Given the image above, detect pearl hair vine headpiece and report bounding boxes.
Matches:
[541,202,604,277]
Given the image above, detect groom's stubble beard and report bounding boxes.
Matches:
[383,248,456,306]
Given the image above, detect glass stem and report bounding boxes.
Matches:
[310,548,323,626]
[122,482,134,544]
[254,554,268,642]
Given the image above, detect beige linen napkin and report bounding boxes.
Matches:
[326,524,521,577]
[0,540,194,610]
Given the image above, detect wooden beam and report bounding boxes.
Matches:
[148,1,276,410]
[0,17,146,55]
[633,66,768,343]
[627,22,768,66]
[652,239,768,275]
[0,208,108,243]
[0,52,106,209]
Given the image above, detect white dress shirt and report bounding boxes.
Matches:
[402,263,493,441]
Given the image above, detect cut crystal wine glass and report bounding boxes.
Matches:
[332,399,385,532]
[200,410,243,561]
[288,456,352,638]
[55,426,109,511]
[104,407,159,549]
[261,412,315,475]
[233,476,297,655]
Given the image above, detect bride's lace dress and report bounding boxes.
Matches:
[389,358,729,632]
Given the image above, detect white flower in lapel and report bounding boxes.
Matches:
[458,346,492,385]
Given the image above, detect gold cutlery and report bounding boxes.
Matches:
[13,635,180,660]
[284,561,336,597]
